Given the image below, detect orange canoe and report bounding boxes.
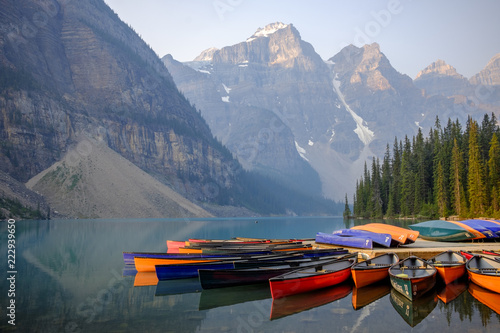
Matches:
[134,256,221,272]
[427,250,467,284]
[466,255,500,294]
[352,223,418,245]
[351,252,399,288]
[448,221,486,239]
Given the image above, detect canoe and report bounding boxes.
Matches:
[352,223,418,245]
[332,229,392,247]
[299,248,349,258]
[388,256,437,301]
[389,288,437,327]
[482,249,500,256]
[351,252,399,288]
[232,253,346,269]
[178,243,312,254]
[468,282,500,315]
[156,253,305,279]
[408,220,477,242]
[134,253,287,272]
[466,255,500,294]
[198,253,357,289]
[460,250,475,260]
[269,258,356,299]
[426,250,466,284]
[270,283,352,320]
[471,219,500,236]
[315,232,373,249]
[123,251,270,265]
[448,221,486,240]
[454,220,498,239]
[351,283,391,310]
[156,261,236,280]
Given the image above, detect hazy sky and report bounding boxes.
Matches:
[104,0,500,79]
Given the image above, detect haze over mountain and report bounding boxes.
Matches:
[163,22,500,201]
[0,2,339,218]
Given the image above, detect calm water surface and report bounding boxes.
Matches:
[1,217,500,332]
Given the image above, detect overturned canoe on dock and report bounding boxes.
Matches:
[332,229,392,247]
[408,220,477,242]
[315,232,373,249]
[351,223,418,245]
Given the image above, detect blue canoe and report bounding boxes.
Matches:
[316,232,373,249]
[467,219,500,236]
[458,220,499,239]
[332,229,392,247]
[156,261,236,280]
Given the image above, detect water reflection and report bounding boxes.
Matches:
[351,283,391,310]
[270,283,352,320]
[1,218,500,333]
[469,283,500,315]
[199,283,271,311]
[390,288,438,327]
[436,279,468,304]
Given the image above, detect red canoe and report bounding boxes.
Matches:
[269,258,356,299]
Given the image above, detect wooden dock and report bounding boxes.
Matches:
[314,239,500,260]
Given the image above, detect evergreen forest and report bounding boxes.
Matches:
[352,113,500,219]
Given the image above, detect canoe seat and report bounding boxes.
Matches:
[469,267,500,273]
[400,266,427,269]
[367,263,390,267]
[433,261,465,264]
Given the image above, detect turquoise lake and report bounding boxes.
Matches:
[1,216,500,332]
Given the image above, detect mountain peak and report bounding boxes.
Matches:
[246,22,290,42]
[415,59,463,80]
[470,52,500,85]
[193,47,219,61]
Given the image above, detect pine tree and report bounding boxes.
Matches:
[436,161,448,218]
[381,144,392,215]
[400,136,415,216]
[343,193,352,218]
[450,138,466,217]
[488,133,500,213]
[467,120,486,216]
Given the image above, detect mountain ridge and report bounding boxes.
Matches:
[164,22,500,201]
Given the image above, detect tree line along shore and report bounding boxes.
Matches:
[350,113,500,220]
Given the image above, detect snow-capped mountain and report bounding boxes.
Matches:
[162,22,499,201]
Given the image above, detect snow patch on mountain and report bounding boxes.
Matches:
[295,141,309,161]
[327,61,374,146]
[246,22,288,42]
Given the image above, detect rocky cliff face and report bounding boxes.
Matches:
[0,0,242,216]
